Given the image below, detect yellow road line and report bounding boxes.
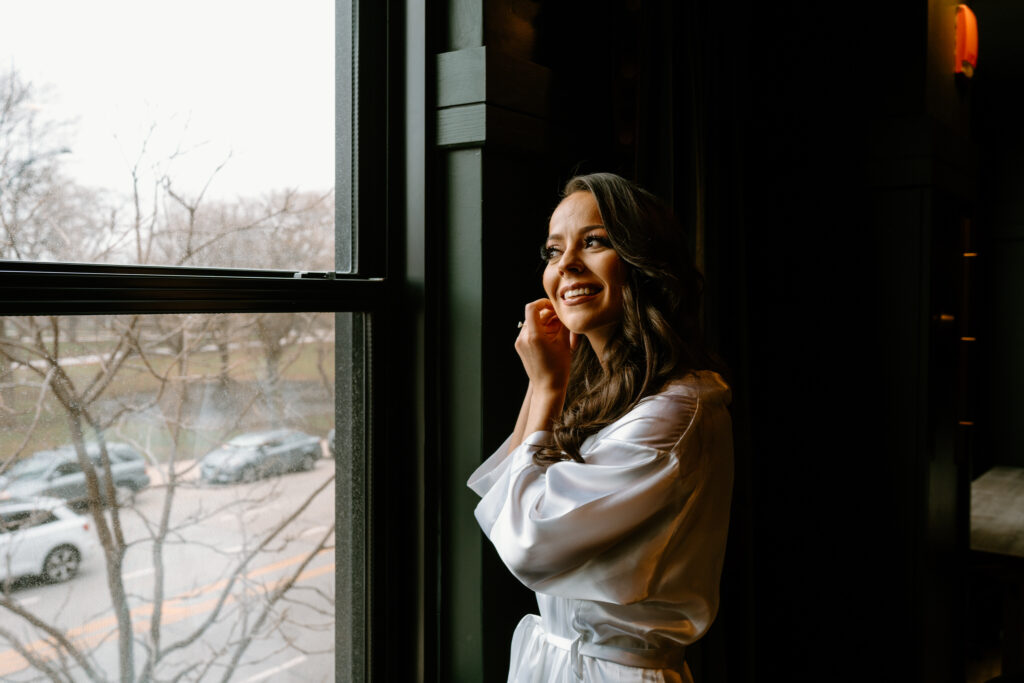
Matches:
[0,551,333,677]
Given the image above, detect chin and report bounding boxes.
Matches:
[559,317,590,335]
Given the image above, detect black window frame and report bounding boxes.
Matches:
[0,0,425,681]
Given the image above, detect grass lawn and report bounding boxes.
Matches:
[0,341,336,464]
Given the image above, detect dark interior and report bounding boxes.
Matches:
[431,2,1024,681]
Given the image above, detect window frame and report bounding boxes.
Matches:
[0,0,422,681]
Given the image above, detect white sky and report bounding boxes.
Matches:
[0,0,334,200]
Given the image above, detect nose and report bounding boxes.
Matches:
[557,245,584,275]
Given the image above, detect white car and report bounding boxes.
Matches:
[0,497,96,584]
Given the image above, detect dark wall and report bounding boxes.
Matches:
[733,2,978,680]
[454,1,979,681]
[734,6,910,680]
[971,0,1024,473]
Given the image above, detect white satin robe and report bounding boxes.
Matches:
[468,371,733,682]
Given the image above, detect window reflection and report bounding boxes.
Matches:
[0,313,336,681]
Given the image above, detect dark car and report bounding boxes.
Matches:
[0,442,151,509]
[199,429,321,484]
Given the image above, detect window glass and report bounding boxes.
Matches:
[0,0,335,270]
[26,511,57,529]
[1,512,30,531]
[0,312,338,681]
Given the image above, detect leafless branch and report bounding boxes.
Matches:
[0,364,54,475]
[0,597,102,682]
[0,623,67,683]
[218,523,335,681]
[158,474,334,660]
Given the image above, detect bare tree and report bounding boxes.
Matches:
[0,70,69,262]
[0,69,337,681]
[0,312,337,681]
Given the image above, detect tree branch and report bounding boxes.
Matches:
[0,597,103,682]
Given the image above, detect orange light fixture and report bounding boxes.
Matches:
[955,4,979,77]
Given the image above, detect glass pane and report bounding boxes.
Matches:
[0,1,335,270]
[0,313,338,681]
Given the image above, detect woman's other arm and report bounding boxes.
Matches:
[508,383,534,452]
[523,385,564,436]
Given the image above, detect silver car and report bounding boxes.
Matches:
[0,442,151,509]
[199,429,321,484]
[0,497,96,584]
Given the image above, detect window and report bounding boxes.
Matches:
[0,509,57,533]
[0,512,30,533]
[0,0,335,271]
[0,0,413,681]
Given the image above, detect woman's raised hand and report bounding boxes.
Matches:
[515,299,576,394]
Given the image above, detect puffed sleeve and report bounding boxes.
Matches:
[468,386,730,605]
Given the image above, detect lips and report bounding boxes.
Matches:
[559,284,603,304]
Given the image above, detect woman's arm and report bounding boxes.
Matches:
[512,299,572,443]
[508,383,534,452]
[523,385,564,436]
[479,434,690,602]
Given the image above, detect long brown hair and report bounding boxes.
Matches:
[536,173,716,465]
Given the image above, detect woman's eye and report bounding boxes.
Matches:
[584,235,610,249]
[540,245,561,262]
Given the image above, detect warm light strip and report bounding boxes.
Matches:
[959,421,974,426]
[963,252,978,257]
[961,336,976,341]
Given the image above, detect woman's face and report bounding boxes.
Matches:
[542,191,627,355]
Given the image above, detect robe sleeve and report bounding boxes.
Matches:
[468,394,710,604]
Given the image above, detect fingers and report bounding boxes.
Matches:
[518,299,570,357]
[515,299,572,391]
[526,299,567,334]
[524,298,553,324]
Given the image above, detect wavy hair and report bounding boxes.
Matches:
[536,173,717,465]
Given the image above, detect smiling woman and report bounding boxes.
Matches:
[469,173,734,683]
[541,190,627,359]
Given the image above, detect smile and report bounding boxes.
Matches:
[561,285,602,303]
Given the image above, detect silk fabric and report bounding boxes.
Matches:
[469,371,734,682]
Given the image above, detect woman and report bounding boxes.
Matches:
[468,173,733,682]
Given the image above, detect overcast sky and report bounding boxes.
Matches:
[0,0,334,200]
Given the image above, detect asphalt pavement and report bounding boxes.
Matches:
[0,460,337,682]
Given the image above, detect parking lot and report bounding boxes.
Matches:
[0,458,336,682]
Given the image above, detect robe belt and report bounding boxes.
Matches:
[545,632,686,680]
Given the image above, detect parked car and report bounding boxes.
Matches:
[0,497,96,584]
[0,442,151,509]
[199,429,321,484]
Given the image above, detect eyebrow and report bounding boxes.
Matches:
[546,224,606,242]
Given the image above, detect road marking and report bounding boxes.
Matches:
[243,503,281,522]
[122,567,154,581]
[16,596,40,607]
[0,549,334,677]
[242,655,307,682]
[300,526,329,538]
